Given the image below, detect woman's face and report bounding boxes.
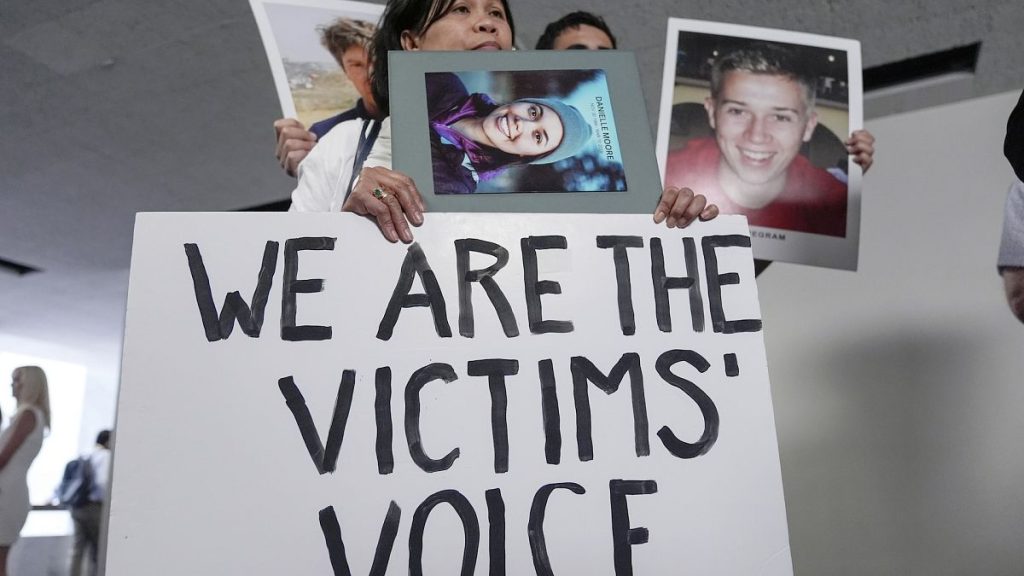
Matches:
[11,371,22,400]
[480,101,563,157]
[401,0,513,52]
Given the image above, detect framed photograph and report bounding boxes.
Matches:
[655,19,863,270]
[390,51,664,214]
[249,0,383,128]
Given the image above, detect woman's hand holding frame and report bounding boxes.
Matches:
[344,166,426,243]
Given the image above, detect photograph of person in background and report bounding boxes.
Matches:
[424,69,626,194]
[251,0,385,176]
[273,16,381,176]
[662,34,872,238]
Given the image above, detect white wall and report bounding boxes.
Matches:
[760,89,1024,575]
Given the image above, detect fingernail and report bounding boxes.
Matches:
[654,210,665,223]
[412,211,423,225]
[666,217,677,228]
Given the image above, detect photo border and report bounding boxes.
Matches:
[655,18,863,270]
[390,51,664,214]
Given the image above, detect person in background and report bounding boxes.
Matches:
[998,90,1024,322]
[998,179,1024,322]
[69,429,112,576]
[1006,90,1024,183]
[535,10,616,50]
[0,366,50,576]
[274,18,381,179]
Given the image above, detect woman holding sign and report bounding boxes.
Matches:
[291,0,718,241]
[0,366,50,576]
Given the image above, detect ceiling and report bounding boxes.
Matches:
[1,0,1022,379]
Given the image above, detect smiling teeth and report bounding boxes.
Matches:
[741,150,772,161]
[498,115,511,138]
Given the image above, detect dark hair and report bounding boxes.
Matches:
[96,429,112,448]
[318,18,375,68]
[370,0,516,115]
[710,42,816,110]
[534,11,616,50]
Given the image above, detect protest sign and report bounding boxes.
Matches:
[107,213,792,575]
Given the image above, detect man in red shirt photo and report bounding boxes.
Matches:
[664,43,873,237]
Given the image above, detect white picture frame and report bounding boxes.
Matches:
[656,19,863,270]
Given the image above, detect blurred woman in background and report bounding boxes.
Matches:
[0,366,50,576]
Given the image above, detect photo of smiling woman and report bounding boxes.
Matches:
[424,69,626,194]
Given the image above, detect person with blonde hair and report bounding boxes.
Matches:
[0,366,50,576]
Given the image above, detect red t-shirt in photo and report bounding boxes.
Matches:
[665,137,847,237]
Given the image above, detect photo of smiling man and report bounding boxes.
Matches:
[424,69,625,194]
[663,36,856,238]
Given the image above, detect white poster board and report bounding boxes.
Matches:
[108,213,792,575]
